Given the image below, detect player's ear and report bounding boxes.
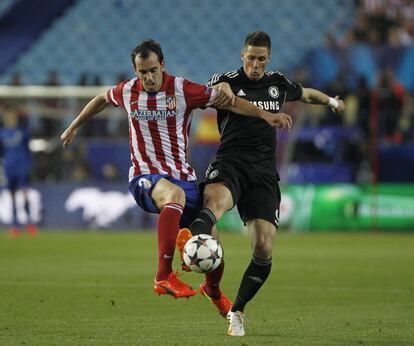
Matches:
[240,50,244,61]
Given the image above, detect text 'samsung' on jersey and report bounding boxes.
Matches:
[206,68,302,176]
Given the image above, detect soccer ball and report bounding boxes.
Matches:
[183,234,223,273]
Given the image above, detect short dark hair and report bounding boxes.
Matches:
[243,31,271,53]
[131,39,164,68]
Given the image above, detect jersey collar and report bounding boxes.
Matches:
[239,67,266,83]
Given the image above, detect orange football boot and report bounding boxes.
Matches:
[200,281,232,318]
[26,224,38,236]
[7,227,21,238]
[153,271,197,299]
[176,228,192,272]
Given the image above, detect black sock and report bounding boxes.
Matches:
[24,199,30,222]
[189,208,216,236]
[231,255,272,313]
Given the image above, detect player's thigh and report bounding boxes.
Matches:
[5,171,25,193]
[237,177,281,229]
[168,178,202,228]
[202,182,233,219]
[16,172,29,190]
[128,174,184,213]
[201,160,244,212]
[151,178,186,208]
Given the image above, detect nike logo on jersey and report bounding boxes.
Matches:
[237,89,246,96]
[163,254,174,259]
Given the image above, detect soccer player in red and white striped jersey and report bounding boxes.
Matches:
[61,39,292,301]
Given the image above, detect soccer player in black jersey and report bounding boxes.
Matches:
[177,31,345,336]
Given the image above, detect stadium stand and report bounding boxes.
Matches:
[0,0,16,16]
[1,0,414,232]
[0,0,76,75]
[1,0,414,185]
[0,0,355,85]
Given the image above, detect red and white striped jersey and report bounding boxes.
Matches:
[106,72,217,182]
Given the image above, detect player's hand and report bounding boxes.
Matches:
[61,126,77,147]
[212,82,236,108]
[263,112,293,131]
[331,95,346,114]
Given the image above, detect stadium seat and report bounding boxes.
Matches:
[0,0,357,85]
[0,0,16,17]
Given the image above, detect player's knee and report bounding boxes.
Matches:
[164,186,186,206]
[253,241,273,259]
[203,195,230,220]
[252,233,274,258]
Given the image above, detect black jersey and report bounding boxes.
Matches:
[207,67,302,176]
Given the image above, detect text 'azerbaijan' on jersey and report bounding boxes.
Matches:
[107,72,217,182]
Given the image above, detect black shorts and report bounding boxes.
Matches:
[201,160,281,228]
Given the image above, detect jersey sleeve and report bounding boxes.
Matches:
[280,73,303,101]
[206,73,229,87]
[183,79,217,109]
[106,80,127,108]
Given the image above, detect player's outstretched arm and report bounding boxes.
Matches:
[222,96,292,131]
[300,87,346,114]
[264,112,293,130]
[61,92,108,147]
[211,82,236,108]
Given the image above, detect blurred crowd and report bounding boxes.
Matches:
[1,69,128,183]
[344,0,414,47]
[1,0,414,184]
[288,66,412,142]
[3,64,412,185]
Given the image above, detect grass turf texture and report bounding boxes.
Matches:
[0,231,413,345]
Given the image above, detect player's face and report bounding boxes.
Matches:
[241,45,270,81]
[134,51,165,92]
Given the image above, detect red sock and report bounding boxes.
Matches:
[204,260,225,299]
[156,203,183,281]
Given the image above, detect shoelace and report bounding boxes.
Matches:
[169,271,190,290]
[233,312,244,326]
[229,312,248,324]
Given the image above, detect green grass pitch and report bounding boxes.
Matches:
[1,230,413,345]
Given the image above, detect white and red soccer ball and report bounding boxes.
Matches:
[183,234,223,273]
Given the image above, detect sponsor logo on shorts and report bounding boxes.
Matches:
[275,208,280,226]
[208,169,219,180]
[138,178,152,189]
[268,86,279,99]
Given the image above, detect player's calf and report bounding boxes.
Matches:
[200,281,232,318]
